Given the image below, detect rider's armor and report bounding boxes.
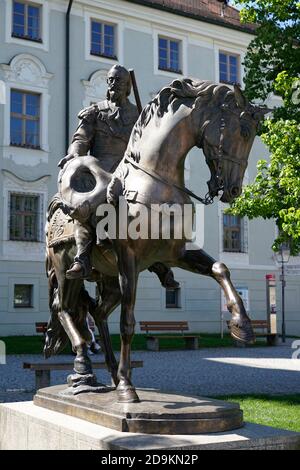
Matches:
[65,94,179,289]
[68,100,139,173]
[66,99,139,279]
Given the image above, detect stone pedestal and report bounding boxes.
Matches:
[1,401,300,450]
[34,386,243,434]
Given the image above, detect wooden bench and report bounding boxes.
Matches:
[139,321,199,351]
[226,320,278,346]
[35,321,96,336]
[23,360,143,390]
[35,322,48,337]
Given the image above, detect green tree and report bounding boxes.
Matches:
[228,1,300,253]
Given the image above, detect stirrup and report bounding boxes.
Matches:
[66,261,91,280]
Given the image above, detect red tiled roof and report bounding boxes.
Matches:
[124,0,257,34]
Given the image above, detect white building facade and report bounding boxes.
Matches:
[0,0,299,336]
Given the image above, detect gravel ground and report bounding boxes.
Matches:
[1,339,300,403]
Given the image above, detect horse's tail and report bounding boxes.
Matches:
[44,250,69,358]
[44,249,96,358]
[44,193,97,357]
[44,195,69,358]
[44,257,96,358]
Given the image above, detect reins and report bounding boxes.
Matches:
[125,105,241,206]
[124,155,214,205]
[125,103,246,206]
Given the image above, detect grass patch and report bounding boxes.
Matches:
[0,335,72,355]
[216,394,300,432]
[1,333,267,354]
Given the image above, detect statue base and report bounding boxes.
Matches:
[1,400,300,450]
[33,385,242,434]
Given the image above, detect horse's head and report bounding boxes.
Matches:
[200,85,270,203]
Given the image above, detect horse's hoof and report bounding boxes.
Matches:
[63,373,114,396]
[117,385,140,403]
[229,317,255,344]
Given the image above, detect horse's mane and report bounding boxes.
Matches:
[130,79,236,145]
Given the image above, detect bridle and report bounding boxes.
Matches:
[197,104,247,200]
[125,103,246,206]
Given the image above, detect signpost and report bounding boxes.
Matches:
[266,274,277,335]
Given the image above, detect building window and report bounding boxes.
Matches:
[223,214,246,253]
[90,20,117,59]
[12,1,42,42]
[14,284,33,308]
[166,288,181,308]
[158,37,181,74]
[9,193,39,241]
[10,90,40,148]
[219,52,240,85]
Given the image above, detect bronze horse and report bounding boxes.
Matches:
[46,79,268,402]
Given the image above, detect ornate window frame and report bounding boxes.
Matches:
[0,54,53,164]
[1,169,50,262]
[5,0,50,51]
[81,69,109,108]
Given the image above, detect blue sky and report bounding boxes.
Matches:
[228,1,242,9]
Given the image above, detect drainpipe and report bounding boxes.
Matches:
[66,0,74,154]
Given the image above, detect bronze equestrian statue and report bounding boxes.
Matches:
[58,64,178,289]
[46,74,269,402]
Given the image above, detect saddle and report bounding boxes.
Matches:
[47,207,75,248]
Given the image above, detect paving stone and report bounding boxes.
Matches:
[0,340,299,403]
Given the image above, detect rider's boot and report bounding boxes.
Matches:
[66,221,94,280]
[148,262,180,289]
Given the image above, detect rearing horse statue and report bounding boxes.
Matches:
[46,79,268,403]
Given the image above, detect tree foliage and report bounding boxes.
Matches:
[228,1,300,253]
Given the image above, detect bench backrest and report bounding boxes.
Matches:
[140,321,189,334]
[35,321,95,334]
[250,320,268,329]
[23,361,143,371]
[226,320,268,330]
[35,322,47,334]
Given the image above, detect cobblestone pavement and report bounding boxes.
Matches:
[0,339,300,403]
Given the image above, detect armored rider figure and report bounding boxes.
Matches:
[59,64,178,288]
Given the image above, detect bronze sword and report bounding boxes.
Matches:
[129,69,143,114]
